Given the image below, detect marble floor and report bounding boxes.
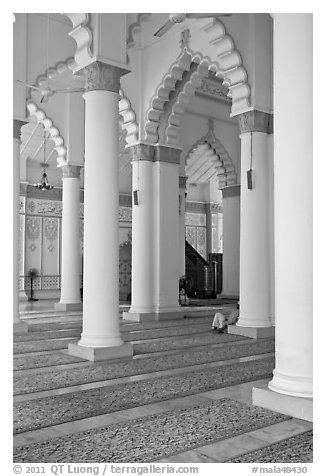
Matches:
[14,300,313,464]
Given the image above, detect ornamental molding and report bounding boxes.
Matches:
[26,102,67,166]
[237,110,273,134]
[61,164,82,179]
[196,76,231,103]
[26,198,62,217]
[13,120,27,140]
[221,184,241,198]
[145,19,251,146]
[83,61,129,93]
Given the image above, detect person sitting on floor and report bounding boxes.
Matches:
[211,311,227,333]
[228,303,240,325]
[211,304,240,333]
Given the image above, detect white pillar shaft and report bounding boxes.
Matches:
[269,13,312,397]
[153,161,180,311]
[222,188,240,297]
[238,132,272,327]
[130,160,155,312]
[13,138,21,324]
[179,190,186,277]
[59,176,81,304]
[79,90,122,347]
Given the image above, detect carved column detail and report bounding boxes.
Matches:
[83,61,129,93]
[61,164,82,179]
[130,143,181,164]
[237,110,273,134]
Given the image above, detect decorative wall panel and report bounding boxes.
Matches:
[42,218,60,276]
[25,216,42,275]
[21,192,133,296]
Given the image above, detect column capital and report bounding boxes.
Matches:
[82,61,129,93]
[13,119,27,140]
[237,110,273,134]
[130,143,181,164]
[60,164,82,179]
[222,184,241,199]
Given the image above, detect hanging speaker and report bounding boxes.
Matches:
[247,169,253,190]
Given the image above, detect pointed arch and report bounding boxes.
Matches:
[144,19,250,146]
[185,127,237,190]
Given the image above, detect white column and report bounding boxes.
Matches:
[129,153,155,313]
[268,13,312,398]
[221,184,240,298]
[153,153,180,314]
[123,145,181,321]
[55,165,82,311]
[13,119,28,334]
[178,176,187,278]
[228,111,274,339]
[253,14,312,421]
[68,62,132,361]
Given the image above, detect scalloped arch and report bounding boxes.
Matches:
[26,102,67,166]
[119,88,139,146]
[145,19,251,146]
[185,131,237,190]
[30,57,78,101]
[127,13,152,48]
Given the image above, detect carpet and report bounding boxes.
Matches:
[14,330,245,355]
[27,315,217,333]
[13,352,85,371]
[14,356,274,433]
[14,338,273,393]
[13,398,289,463]
[14,321,213,343]
[227,430,313,463]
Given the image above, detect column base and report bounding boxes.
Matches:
[220,293,239,300]
[228,324,275,339]
[123,309,182,322]
[68,342,133,362]
[252,385,313,422]
[13,320,28,334]
[123,305,224,322]
[19,292,28,301]
[54,301,83,312]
